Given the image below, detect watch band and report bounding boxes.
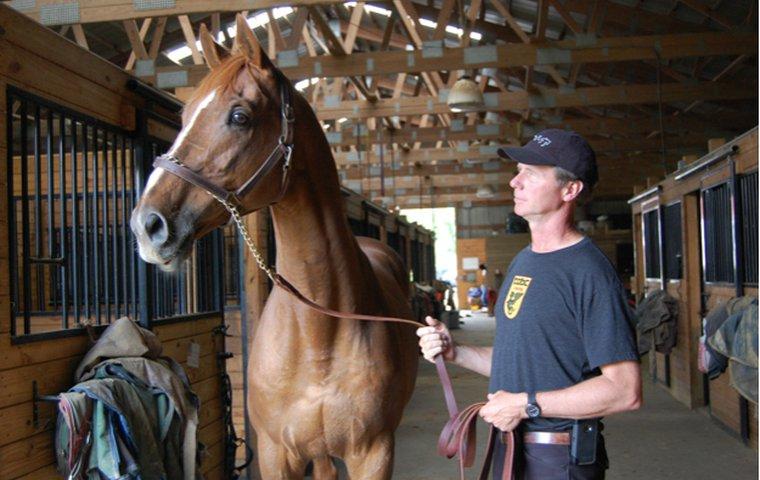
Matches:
[528,392,537,406]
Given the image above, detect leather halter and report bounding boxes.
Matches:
[153,69,295,213]
[149,67,514,480]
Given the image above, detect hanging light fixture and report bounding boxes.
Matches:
[447,75,485,112]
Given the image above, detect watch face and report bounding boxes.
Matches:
[526,404,541,418]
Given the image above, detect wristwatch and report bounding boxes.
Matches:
[525,392,542,419]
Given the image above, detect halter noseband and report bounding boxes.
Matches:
[152,70,295,214]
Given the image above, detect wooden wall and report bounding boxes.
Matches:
[0,5,226,477]
[631,127,758,449]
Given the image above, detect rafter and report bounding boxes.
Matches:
[132,31,756,86]
[313,81,756,120]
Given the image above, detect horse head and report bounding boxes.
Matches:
[131,15,292,271]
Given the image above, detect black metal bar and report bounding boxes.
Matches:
[112,133,120,319]
[33,106,43,313]
[134,110,154,328]
[82,124,91,324]
[46,111,56,312]
[71,121,80,324]
[7,95,18,336]
[128,140,137,322]
[20,100,32,335]
[93,128,101,326]
[120,137,129,319]
[102,130,110,324]
[59,114,68,329]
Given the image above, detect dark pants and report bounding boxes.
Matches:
[493,433,608,480]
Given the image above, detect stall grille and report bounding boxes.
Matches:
[7,88,223,340]
[702,182,734,283]
[739,172,758,284]
[643,209,660,279]
[662,203,682,280]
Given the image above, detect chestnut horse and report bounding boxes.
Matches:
[130,15,418,479]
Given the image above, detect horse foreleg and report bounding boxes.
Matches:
[343,434,394,480]
[311,456,338,480]
[256,433,309,480]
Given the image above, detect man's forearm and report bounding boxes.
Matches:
[536,363,642,419]
[452,345,493,377]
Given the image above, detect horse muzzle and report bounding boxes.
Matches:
[130,207,194,272]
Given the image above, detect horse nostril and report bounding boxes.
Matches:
[144,212,168,246]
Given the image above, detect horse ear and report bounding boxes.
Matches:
[232,13,268,68]
[199,23,229,70]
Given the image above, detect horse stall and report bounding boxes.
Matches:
[629,127,758,448]
[0,6,233,478]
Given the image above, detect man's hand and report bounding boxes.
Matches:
[479,390,528,432]
[416,316,456,363]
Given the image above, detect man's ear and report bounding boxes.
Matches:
[232,13,275,70]
[562,180,584,202]
[199,23,230,69]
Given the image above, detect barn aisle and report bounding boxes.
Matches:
[394,312,758,479]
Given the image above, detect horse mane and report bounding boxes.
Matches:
[187,55,250,109]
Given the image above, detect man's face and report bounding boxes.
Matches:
[508,163,565,219]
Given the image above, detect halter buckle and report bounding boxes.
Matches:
[283,104,295,123]
[282,145,294,170]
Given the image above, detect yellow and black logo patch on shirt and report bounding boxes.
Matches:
[504,275,532,319]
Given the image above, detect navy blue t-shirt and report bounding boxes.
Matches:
[488,237,639,431]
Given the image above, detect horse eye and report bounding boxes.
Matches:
[230,109,250,126]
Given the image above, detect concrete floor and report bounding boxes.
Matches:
[248,311,758,479]
[393,312,759,479]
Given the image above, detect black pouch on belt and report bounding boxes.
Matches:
[570,419,598,465]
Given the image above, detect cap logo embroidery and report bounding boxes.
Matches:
[532,134,551,147]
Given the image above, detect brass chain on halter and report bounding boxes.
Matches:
[159,154,276,281]
[214,195,276,282]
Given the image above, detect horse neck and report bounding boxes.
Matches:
[269,99,367,304]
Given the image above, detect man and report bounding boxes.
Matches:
[417,129,641,479]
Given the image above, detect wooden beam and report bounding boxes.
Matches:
[134,31,756,84]
[122,19,149,61]
[285,8,310,49]
[677,0,734,29]
[13,0,333,25]
[71,24,89,50]
[335,133,713,166]
[177,14,203,65]
[308,6,378,102]
[125,18,152,70]
[340,161,511,179]
[343,1,365,52]
[328,123,521,147]
[314,81,756,120]
[148,17,168,59]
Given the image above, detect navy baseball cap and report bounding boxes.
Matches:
[497,129,598,187]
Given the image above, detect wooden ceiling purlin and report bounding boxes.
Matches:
[129,31,756,91]
[333,135,705,166]
[313,81,756,120]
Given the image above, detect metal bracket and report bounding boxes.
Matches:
[32,380,60,429]
[212,324,231,337]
